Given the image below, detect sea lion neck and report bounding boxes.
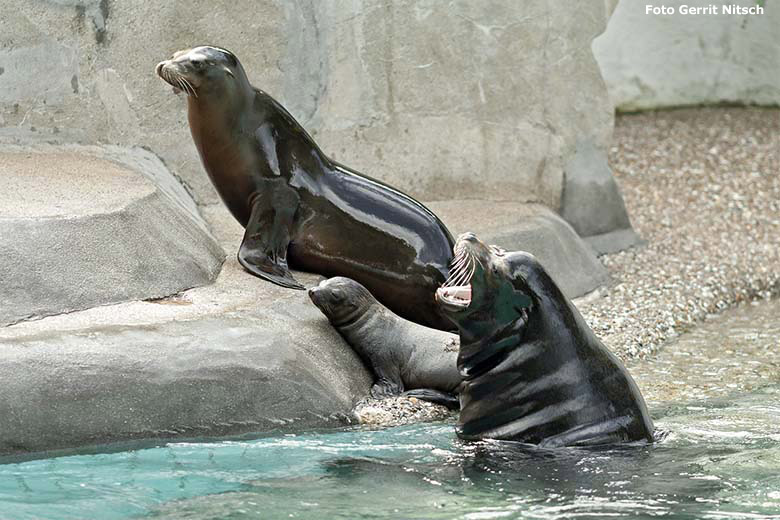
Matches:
[185,85,255,168]
[187,82,252,125]
[456,309,530,380]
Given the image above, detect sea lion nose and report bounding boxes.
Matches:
[155,62,166,77]
[458,232,478,242]
[307,286,321,304]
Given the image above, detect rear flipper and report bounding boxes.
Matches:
[403,389,459,410]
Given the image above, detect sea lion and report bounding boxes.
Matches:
[435,233,654,447]
[156,46,455,330]
[309,277,462,408]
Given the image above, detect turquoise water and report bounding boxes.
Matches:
[2,300,780,519]
[2,387,780,520]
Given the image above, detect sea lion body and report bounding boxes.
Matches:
[157,46,454,330]
[309,277,462,408]
[436,233,654,447]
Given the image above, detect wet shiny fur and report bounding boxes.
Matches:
[157,46,455,330]
[437,233,654,447]
[309,277,462,408]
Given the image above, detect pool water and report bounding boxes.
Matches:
[2,300,779,520]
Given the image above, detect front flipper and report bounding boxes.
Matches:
[403,389,459,410]
[370,377,404,399]
[238,180,304,290]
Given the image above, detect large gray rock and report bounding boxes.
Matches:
[0,145,224,326]
[594,0,780,110]
[0,299,371,456]
[560,140,642,254]
[0,196,605,455]
[0,0,634,244]
[0,198,373,456]
[428,201,609,298]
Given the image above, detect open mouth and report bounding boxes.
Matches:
[156,62,197,97]
[436,241,475,310]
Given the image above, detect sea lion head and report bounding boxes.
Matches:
[309,277,377,327]
[436,232,534,334]
[155,46,246,99]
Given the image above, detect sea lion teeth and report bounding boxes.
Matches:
[438,233,655,447]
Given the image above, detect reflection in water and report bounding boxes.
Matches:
[0,300,779,520]
[631,299,780,404]
[145,386,780,519]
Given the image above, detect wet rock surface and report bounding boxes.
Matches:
[0,312,370,455]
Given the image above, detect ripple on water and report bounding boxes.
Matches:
[631,298,780,405]
[1,300,779,520]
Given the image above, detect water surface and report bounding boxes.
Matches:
[1,300,779,520]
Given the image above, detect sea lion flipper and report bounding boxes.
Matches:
[403,389,460,410]
[370,377,404,399]
[238,182,304,290]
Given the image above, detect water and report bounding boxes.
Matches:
[1,300,779,520]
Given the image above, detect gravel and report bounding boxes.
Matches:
[356,107,780,425]
[582,107,780,359]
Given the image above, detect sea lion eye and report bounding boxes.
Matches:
[331,289,345,303]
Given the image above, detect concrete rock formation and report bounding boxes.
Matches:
[0,192,608,455]
[0,304,371,456]
[0,145,224,326]
[594,0,780,110]
[0,0,635,244]
[561,140,642,254]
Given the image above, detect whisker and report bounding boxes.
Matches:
[444,255,474,287]
[182,77,197,98]
[451,253,466,267]
[449,259,468,277]
[449,268,469,288]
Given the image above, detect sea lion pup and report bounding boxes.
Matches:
[309,277,462,409]
[156,46,455,330]
[436,233,654,447]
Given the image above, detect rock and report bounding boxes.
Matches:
[560,140,643,254]
[0,188,610,455]
[427,201,609,298]
[594,0,780,110]
[0,193,609,455]
[0,199,373,456]
[0,0,635,246]
[0,145,224,326]
[0,298,371,456]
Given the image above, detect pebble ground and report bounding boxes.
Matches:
[583,107,780,359]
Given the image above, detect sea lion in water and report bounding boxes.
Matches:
[309,277,462,408]
[436,233,654,447]
[156,46,455,330]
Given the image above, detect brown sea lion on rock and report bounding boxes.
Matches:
[436,233,654,447]
[156,46,455,330]
[309,277,462,409]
